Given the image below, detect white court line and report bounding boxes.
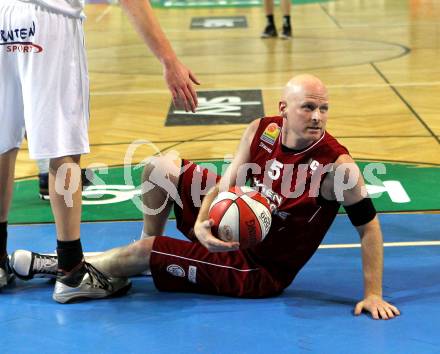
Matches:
[90,81,440,96]
[319,241,440,249]
[95,5,113,23]
[41,241,440,256]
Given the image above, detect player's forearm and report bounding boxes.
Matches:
[359,217,384,297]
[119,0,178,66]
[196,185,219,223]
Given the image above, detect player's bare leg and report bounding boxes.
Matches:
[281,0,291,16]
[48,156,131,303]
[141,155,182,238]
[11,237,155,280]
[49,156,82,243]
[0,148,18,287]
[9,155,180,283]
[263,0,274,16]
[88,237,155,277]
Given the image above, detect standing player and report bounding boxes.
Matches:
[261,0,292,39]
[0,0,199,303]
[12,75,400,319]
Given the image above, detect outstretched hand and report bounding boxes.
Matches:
[354,295,400,320]
[163,59,200,113]
[194,219,239,253]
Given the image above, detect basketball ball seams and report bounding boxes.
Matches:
[235,197,262,246]
[218,204,239,242]
[209,199,234,237]
[241,194,269,239]
[241,194,270,212]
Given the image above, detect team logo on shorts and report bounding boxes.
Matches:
[188,266,197,284]
[261,123,280,145]
[166,264,186,277]
[1,22,43,53]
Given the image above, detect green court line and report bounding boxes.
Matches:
[9,161,440,224]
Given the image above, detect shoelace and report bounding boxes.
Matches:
[34,254,58,275]
[84,262,112,290]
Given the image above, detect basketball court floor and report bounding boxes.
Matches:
[2,0,440,353]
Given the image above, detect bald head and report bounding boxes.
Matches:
[282,74,328,101]
[278,74,329,149]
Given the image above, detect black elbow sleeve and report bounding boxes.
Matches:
[343,198,377,226]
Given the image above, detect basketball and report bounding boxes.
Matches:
[208,186,272,248]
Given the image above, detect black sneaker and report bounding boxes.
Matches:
[261,24,278,38]
[10,250,58,280]
[53,262,131,304]
[39,169,94,200]
[280,25,292,39]
[0,256,15,289]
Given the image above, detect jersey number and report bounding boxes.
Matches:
[268,160,284,180]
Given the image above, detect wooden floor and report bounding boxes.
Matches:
[15,0,440,178]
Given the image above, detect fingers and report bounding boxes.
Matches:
[176,87,191,112]
[202,219,214,228]
[378,307,389,320]
[370,307,379,320]
[354,301,363,316]
[384,307,396,319]
[204,237,239,253]
[356,299,401,320]
[389,304,400,316]
[380,303,400,319]
[173,86,196,113]
[187,83,198,111]
[196,219,239,252]
[189,70,200,85]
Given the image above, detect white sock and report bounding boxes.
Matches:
[140,230,152,240]
[36,158,50,174]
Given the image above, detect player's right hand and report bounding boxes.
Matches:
[194,219,239,253]
[163,59,200,113]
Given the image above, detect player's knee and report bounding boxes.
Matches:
[133,237,155,258]
[142,155,181,187]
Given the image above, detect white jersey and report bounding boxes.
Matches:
[17,0,85,18]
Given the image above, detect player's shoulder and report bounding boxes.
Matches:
[333,153,355,165]
[245,116,282,144]
[333,154,362,180]
[319,131,350,155]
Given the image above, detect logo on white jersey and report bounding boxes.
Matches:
[1,22,43,53]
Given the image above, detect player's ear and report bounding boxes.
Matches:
[279,101,287,118]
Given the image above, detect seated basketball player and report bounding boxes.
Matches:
[11,74,400,319]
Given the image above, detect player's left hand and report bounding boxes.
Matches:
[163,58,200,113]
[194,219,239,253]
[354,294,400,320]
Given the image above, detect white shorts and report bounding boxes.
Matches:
[0,0,90,159]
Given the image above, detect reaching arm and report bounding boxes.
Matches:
[193,119,261,252]
[119,0,200,112]
[326,154,400,320]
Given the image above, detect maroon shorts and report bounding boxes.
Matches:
[150,160,284,298]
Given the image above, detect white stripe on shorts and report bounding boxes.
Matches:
[151,250,259,272]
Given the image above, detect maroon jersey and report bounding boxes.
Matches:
[243,116,349,287]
